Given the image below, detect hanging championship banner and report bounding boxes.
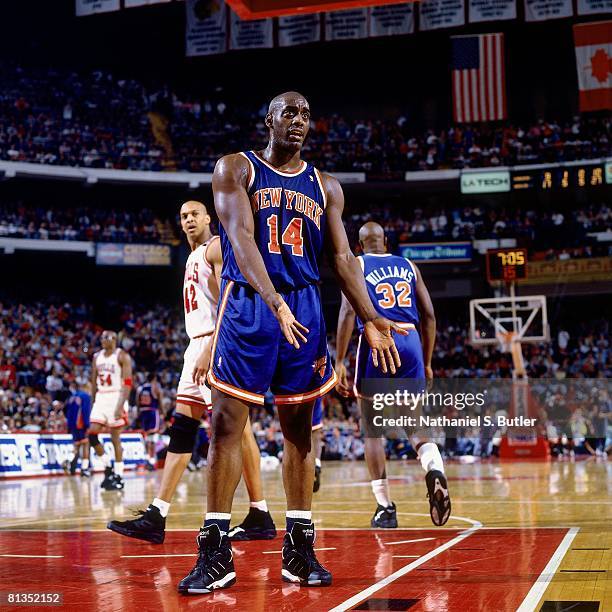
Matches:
[278,14,321,47]
[419,0,465,31]
[185,0,227,57]
[124,0,171,6]
[469,0,516,22]
[369,4,414,37]
[524,0,572,21]
[325,8,368,41]
[230,12,273,50]
[75,0,120,16]
[577,0,612,14]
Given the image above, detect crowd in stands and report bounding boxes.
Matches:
[1,300,609,459]
[1,198,609,262]
[0,64,609,174]
[0,202,176,243]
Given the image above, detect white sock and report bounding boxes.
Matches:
[315,458,321,468]
[286,510,312,521]
[148,456,156,465]
[250,500,268,512]
[114,461,124,477]
[81,458,89,470]
[371,478,391,507]
[418,442,444,473]
[152,497,171,518]
[101,454,112,468]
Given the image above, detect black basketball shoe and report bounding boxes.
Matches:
[370,502,398,528]
[228,507,276,541]
[101,468,124,490]
[426,469,451,526]
[107,504,166,544]
[281,522,332,586]
[313,464,322,493]
[178,524,236,595]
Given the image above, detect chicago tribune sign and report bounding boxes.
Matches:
[461,170,511,193]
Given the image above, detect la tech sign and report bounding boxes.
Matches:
[461,171,511,194]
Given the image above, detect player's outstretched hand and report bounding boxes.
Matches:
[274,296,309,349]
[192,338,213,386]
[335,362,351,397]
[363,317,408,374]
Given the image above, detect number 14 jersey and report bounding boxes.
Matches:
[219,150,328,291]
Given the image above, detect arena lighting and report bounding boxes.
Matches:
[226,0,413,19]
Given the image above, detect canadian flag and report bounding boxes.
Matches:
[574,21,612,112]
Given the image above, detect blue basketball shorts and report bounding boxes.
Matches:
[311,397,323,430]
[140,409,160,433]
[70,428,87,443]
[208,281,337,405]
[353,323,425,397]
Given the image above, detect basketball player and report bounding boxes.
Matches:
[335,222,451,528]
[89,330,132,491]
[178,92,405,595]
[63,379,92,477]
[107,200,275,543]
[136,374,162,470]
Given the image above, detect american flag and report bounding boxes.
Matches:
[451,34,507,123]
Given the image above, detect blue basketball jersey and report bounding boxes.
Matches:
[136,383,159,411]
[356,253,420,332]
[219,150,327,291]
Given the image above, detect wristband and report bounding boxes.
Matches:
[123,378,133,387]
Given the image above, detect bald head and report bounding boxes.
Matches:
[359,221,387,254]
[180,200,211,247]
[268,91,309,115]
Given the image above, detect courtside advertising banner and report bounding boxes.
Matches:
[398,242,473,262]
[0,433,146,477]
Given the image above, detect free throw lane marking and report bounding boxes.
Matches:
[515,527,579,612]
[1,554,64,558]
[262,547,336,555]
[329,520,483,612]
[120,554,197,558]
[386,537,435,545]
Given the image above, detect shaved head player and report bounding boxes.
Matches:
[336,221,451,529]
[178,92,407,595]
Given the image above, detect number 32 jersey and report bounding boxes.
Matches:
[184,237,218,339]
[219,150,328,291]
[356,253,420,332]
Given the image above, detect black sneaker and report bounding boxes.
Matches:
[70,455,79,475]
[107,504,166,544]
[313,464,322,493]
[178,524,236,595]
[80,468,91,478]
[281,522,332,587]
[102,469,124,491]
[426,469,451,526]
[100,466,114,489]
[371,502,398,528]
[228,507,276,541]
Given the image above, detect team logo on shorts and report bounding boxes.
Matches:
[312,356,327,378]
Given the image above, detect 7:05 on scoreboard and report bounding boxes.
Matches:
[486,248,528,283]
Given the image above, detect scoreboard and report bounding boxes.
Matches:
[486,248,528,283]
[511,163,605,191]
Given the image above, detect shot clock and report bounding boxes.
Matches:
[486,248,528,282]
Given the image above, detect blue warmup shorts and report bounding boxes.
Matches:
[311,397,323,430]
[140,410,160,433]
[70,428,87,443]
[353,323,425,397]
[208,280,337,406]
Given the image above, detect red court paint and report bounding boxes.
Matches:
[0,528,568,611]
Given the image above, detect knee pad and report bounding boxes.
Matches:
[168,413,200,454]
[88,433,100,448]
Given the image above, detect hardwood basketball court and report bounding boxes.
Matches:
[1,459,609,611]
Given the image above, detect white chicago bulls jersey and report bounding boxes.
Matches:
[184,237,218,339]
[95,349,123,393]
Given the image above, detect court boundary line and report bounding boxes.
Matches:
[328,521,483,612]
[515,526,579,612]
